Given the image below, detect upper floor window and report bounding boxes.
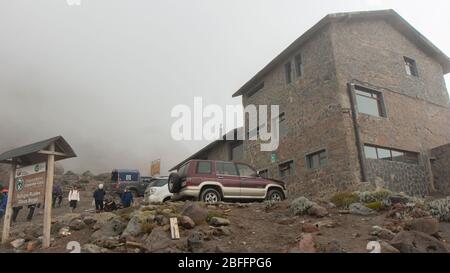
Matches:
[284,62,292,84]
[279,160,294,178]
[307,150,327,170]
[355,86,386,118]
[404,57,419,77]
[294,54,303,77]
[364,145,418,164]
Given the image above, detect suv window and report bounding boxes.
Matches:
[196,161,212,174]
[149,179,167,187]
[178,163,188,176]
[216,162,238,176]
[236,164,256,177]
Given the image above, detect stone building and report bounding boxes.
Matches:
[172,10,450,198]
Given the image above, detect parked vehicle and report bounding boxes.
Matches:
[109,169,151,197]
[144,177,172,203]
[168,160,287,203]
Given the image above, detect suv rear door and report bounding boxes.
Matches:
[236,163,266,198]
[215,161,241,198]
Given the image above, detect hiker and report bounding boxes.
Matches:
[104,198,117,212]
[68,186,80,212]
[52,184,63,208]
[93,184,106,212]
[121,188,134,208]
[0,189,8,218]
[27,204,37,221]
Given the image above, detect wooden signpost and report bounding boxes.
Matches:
[0,136,76,248]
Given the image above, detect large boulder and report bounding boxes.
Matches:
[181,202,208,225]
[209,217,230,227]
[144,227,172,253]
[390,231,448,253]
[179,216,196,229]
[349,203,376,216]
[307,204,329,218]
[407,218,439,236]
[90,217,126,241]
[121,212,155,238]
[290,197,314,216]
[187,231,204,253]
[371,226,396,241]
[69,219,87,231]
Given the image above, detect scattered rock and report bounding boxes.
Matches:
[90,217,126,241]
[83,244,107,253]
[58,227,71,237]
[380,241,400,253]
[297,234,316,253]
[121,216,144,238]
[390,231,449,253]
[10,239,25,249]
[323,240,345,253]
[371,226,396,241]
[181,202,208,225]
[407,218,439,236]
[302,223,319,233]
[55,213,82,225]
[314,220,338,228]
[277,217,296,225]
[179,216,196,229]
[307,204,329,218]
[209,217,230,227]
[144,227,172,253]
[26,241,39,252]
[349,203,376,216]
[389,195,410,205]
[69,219,87,231]
[83,216,97,227]
[187,232,204,252]
[212,227,232,237]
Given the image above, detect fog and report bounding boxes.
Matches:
[1,0,449,175]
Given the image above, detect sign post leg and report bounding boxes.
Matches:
[43,143,55,248]
[2,163,16,244]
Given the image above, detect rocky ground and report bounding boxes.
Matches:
[0,180,449,253]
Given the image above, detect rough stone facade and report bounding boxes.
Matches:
[366,159,428,197]
[431,144,450,195]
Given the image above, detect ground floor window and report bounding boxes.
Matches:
[278,160,294,178]
[364,144,418,164]
[306,150,327,170]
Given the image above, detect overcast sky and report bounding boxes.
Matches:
[1,0,449,175]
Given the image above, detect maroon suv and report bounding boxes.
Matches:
[168,160,287,203]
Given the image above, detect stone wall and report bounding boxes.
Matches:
[431,144,450,195]
[366,159,428,196]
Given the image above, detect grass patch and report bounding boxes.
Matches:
[365,201,385,211]
[330,192,360,208]
[206,211,226,222]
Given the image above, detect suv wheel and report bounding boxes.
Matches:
[168,173,182,193]
[200,188,222,204]
[266,189,284,202]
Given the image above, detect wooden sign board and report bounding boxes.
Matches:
[150,159,161,176]
[12,162,46,207]
[169,217,180,240]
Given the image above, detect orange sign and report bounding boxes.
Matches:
[150,159,161,176]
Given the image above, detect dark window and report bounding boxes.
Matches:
[285,62,292,84]
[216,162,238,176]
[307,150,327,169]
[178,163,188,176]
[230,142,244,161]
[364,145,418,164]
[278,112,288,136]
[119,172,139,182]
[294,54,303,77]
[355,86,385,117]
[196,161,212,174]
[236,164,256,177]
[404,57,418,77]
[149,179,168,187]
[258,169,269,179]
[279,160,294,177]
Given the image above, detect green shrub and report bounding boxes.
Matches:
[330,192,359,208]
[365,201,385,211]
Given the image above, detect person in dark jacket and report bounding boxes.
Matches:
[0,189,8,219]
[93,184,106,212]
[52,185,63,208]
[12,206,23,222]
[26,204,37,221]
[121,188,134,208]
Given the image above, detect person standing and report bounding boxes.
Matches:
[93,184,106,213]
[121,188,134,208]
[68,186,80,212]
[26,204,37,221]
[52,184,63,208]
[0,189,8,219]
[12,206,23,222]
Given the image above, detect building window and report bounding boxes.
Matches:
[355,86,386,117]
[294,54,303,77]
[404,57,419,77]
[306,150,327,170]
[277,112,288,137]
[230,142,244,161]
[284,62,292,84]
[278,160,294,178]
[258,169,269,178]
[364,145,419,164]
[196,161,212,174]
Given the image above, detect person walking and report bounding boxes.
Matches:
[68,186,80,212]
[121,187,134,208]
[93,184,106,213]
[52,184,63,208]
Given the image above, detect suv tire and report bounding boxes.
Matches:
[168,173,182,193]
[266,188,284,202]
[200,188,222,204]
